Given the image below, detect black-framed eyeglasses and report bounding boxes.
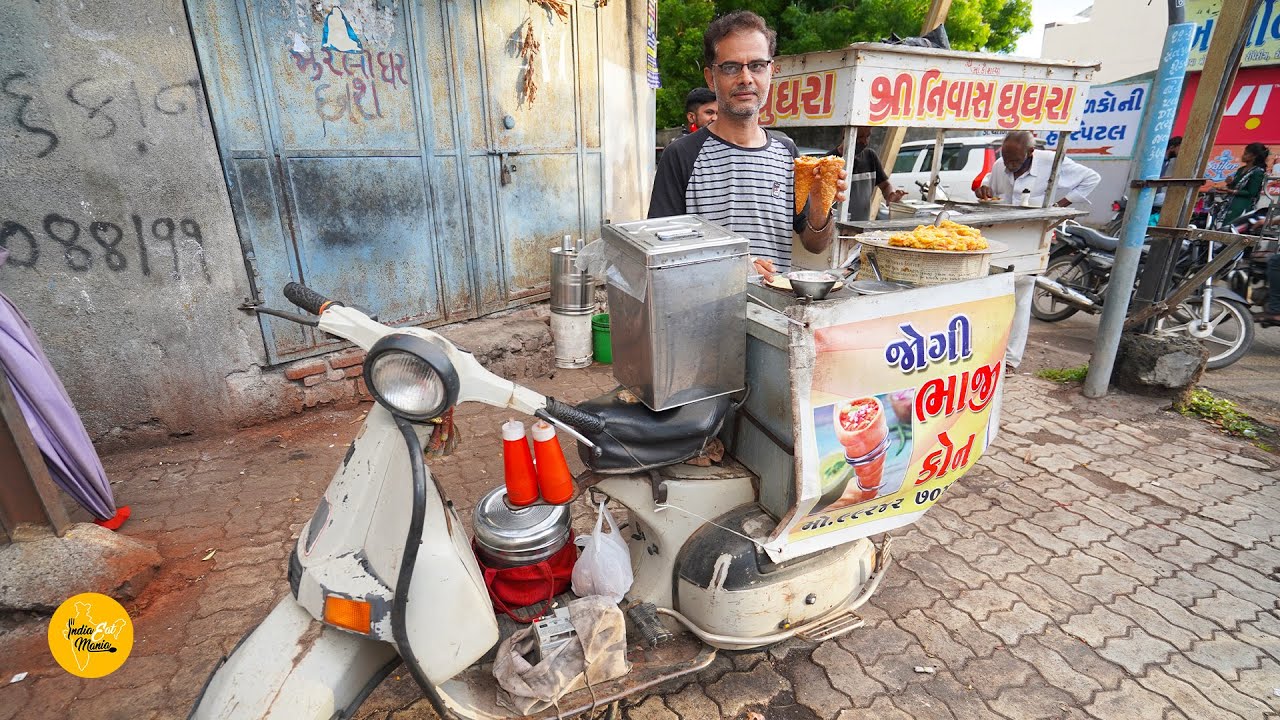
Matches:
[711,60,773,77]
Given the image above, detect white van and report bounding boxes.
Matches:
[889,135,1043,203]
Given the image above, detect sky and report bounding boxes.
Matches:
[1013,0,1095,57]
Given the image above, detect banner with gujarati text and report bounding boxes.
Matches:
[773,284,1015,558]
[1044,82,1150,159]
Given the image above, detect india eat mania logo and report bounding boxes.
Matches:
[47,592,133,678]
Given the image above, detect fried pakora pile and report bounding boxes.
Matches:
[888,219,990,251]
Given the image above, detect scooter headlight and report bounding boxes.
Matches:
[363,334,460,421]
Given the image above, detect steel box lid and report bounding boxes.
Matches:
[603,215,749,268]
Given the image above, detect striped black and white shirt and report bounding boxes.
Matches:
[649,127,805,271]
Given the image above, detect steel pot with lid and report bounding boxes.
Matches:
[473,486,572,568]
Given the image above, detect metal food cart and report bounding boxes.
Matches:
[721,43,1100,562]
[762,42,1100,276]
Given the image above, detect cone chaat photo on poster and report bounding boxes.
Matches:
[811,389,915,514]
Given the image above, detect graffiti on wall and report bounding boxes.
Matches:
[1,212,211,283]
[288,47,410,123]
[2,72,205,159]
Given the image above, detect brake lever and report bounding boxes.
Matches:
[534,409,602,457]
[238,303,319,327]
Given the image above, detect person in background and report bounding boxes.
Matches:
[976,130,1101,370]
[849,127,906,204]
[1219,142,1269,225]
[649,11,847,275]
[683,88,717,135]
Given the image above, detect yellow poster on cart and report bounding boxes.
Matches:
[773,280,1015,558]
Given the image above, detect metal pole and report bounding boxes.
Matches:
[926,129,945,202]
[1083,22,1195,398]
[1042,139,1069,208]
[1132,0,1262,329]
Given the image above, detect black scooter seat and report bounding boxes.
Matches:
[1066,225,1121,252]
[574,388,733,474]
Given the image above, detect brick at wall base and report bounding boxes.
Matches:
[284,358,326,381]
[304,380,356,409]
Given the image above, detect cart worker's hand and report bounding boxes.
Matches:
[976,185,995,201]
[887,188,907,203]
[1055,198,1073,208]
[752,257,777,281]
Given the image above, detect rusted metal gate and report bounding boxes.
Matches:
[185,0,603,363]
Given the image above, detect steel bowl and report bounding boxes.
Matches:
[785,270,839,300]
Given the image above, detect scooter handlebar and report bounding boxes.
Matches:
[284,282,342,316]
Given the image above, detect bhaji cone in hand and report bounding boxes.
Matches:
[816,156,845,211]
[794,156,821,214]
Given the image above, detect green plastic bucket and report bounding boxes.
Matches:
[591,313,612,364]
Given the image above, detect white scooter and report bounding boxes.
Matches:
[190,282,891,719]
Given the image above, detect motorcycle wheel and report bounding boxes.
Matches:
[1159,296,1256,370]
[1031,258,1091,322]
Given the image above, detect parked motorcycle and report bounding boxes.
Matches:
[190,281,891,719]
[1222,200,1278,328]
[1032,220,1255,369]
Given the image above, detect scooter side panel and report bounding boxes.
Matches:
[190,598,397,720]
[360,411,499,684]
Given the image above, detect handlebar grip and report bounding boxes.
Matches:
[283,282,341,316]
[544,397,606,434]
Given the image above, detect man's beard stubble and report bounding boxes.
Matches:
[719,84,764,119]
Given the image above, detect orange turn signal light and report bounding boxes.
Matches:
[323,595,372,634]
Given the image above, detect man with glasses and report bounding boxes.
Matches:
[648,11,846,275]
[977,130,1100,370]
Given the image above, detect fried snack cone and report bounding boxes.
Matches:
[794,156,821,214]
[816,156,845,212]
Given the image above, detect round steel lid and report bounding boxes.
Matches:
[472,486,571,556]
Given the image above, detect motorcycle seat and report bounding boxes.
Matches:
[1066,225,1121,252]
[572,388,733,474]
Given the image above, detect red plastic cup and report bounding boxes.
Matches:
[502,420,539,506]
[531,421,575,505]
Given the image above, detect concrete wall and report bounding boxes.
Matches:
[604,0,655,222]
[1,0,651,450]
[1042,0,1167,84]
[0,0,283,449]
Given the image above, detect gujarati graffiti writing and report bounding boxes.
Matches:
[288,47,409,123]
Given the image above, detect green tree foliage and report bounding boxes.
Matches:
[656,0,717,135]
[655,0,1033,128]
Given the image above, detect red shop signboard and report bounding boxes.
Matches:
[1173,66,1280,187]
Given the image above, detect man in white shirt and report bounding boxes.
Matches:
[977,131,1101,369]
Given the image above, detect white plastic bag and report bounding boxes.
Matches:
[571,501,633,603]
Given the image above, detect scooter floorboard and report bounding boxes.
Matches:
[444,631,715,719]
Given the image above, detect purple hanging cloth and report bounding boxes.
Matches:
[0,248,116,520]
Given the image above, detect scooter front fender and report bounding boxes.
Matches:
[189,598,399,720]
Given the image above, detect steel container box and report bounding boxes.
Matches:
[601,216,749,410]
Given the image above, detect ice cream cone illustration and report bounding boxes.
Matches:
[833,397,890,504]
